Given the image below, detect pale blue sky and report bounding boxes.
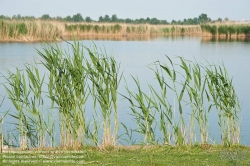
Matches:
[1,0,249,21]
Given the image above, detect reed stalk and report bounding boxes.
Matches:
[156,56,188,145]
[123,76,156,144]
[83,45,122,147]
[206,64,240,145]
[38,42,90,148]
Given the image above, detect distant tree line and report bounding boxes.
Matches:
[0,13,229,25]
[0,14,35,20]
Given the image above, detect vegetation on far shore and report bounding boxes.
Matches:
[0,13,226,25]
[0,13,249,42]
[0,20,249,42]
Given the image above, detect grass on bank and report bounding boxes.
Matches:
[0,145,250,166]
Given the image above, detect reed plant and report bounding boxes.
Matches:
[183,62,212,144]
[122,77,156,144]
[3,69,30,149]
[200,24,217,35]
[2,63,53,149]
[155,57,188,145]
[123,56,241,146]
[38,41,122,147]
[83,44,122,146]
[0,20,61,41]
[206,64,240,145]
[2,40,242,149]
[148,63,174,145]
[201,24,250,37]
[0,97,9,151]
[37,42,90,148]
[124,56,190,145]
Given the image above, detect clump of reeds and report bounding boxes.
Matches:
[64,23,123,36]
[37,42,90,148]
[123,56,241,146]
[83,44,122,147]
[64,23,201,37]
[206,64,241,145]
[201,24,250,37]
[0,20,61,41]
[2,40,241,149]
[2,64,54,149]
[122,76,157,144]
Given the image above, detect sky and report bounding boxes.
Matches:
[0,0,249,21]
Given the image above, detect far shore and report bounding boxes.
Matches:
[0,20,250,42]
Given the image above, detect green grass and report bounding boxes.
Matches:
[0,145,249,165]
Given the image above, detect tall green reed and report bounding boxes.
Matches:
[2,63,52,149]
[83,45,122,146]
[182,61,212,144]
[37,42,90,148]
[122,76,156,144]
[206,64,240,145]
[155,57,188,145]
[123,56,241,146]
[2,40,241,148]
[0,97,9,152]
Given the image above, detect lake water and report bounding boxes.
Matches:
[0,36,250,145]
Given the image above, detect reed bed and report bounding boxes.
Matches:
[0,20,202,42]
[2,64,53,149]
[123,56,241,146]
[1,41,241,150]
[64,23,201,37]
[1,20,250,42]
[0,20,62,42]
[201,24,250,37]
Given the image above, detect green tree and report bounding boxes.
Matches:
[72,13,83,22]
[171,20,177,25]
[150,18,160,24]
[104,15,111,22]
[55,16,63,21]
[111,14,118,22]
[41,14,51,20]
[198,13,211,24]
[85,16,92,22]
[17,14,22,20]
[217,18,222,23]
[99,16,104,22]
[12,15,16,20]
[193,17,199,24]
[65,16,72,22]
[125,18,132,23]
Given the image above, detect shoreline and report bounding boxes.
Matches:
[1,20,249,43]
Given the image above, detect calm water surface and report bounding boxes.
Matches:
[0,36,249,145]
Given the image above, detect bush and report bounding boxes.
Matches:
[17,23,27,35]
[218,25,227,35]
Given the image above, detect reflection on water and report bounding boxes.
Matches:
[62,35,152,41]
[62,34,204,42]
[201,36,250,42]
